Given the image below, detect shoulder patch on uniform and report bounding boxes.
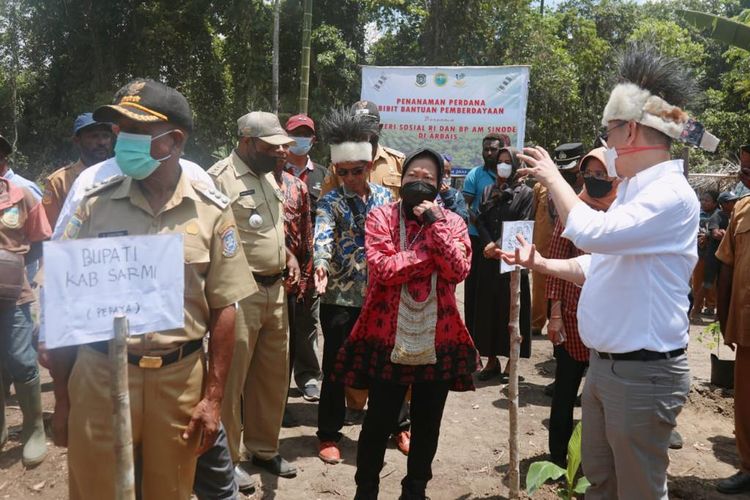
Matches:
[83,175,126,198]
[62,211,85,240]
[383,146,405,158]
[220,225,239,257]
[207,161,229,177]
[192,180,229,209]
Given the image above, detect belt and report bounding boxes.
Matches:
[596,348,686,362]
[253,272,283,287]
[89,339,203,369]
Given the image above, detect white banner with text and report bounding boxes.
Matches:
[361,65,530,169]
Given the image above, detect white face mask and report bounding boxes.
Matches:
[601,139,620,179]
[497,162,513,179]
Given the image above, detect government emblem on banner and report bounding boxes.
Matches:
[415,73,427,87]
[434,72,448,87]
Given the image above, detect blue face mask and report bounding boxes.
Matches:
[288,136,313,156]
[114,130,174,180]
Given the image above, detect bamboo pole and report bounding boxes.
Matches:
[272,0,280,113]
[507,268,522,498]
[298,0,313,114]
[111,314,135,500]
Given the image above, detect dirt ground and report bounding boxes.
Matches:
[0,283,746,500]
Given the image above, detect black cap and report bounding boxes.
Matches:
[93,79,194,132]
[740,144,750,154]
[350,100,380,123]
[0,135,11,156]
[718,191,740,204]
[553,142,584,170]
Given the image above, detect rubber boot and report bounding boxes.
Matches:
[15,376,47,467]
[0,371,7,450]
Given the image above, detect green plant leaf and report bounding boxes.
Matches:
[566,422,583,485]
[526,461,566,496]
[574,477,591,494]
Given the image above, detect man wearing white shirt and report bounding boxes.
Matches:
[498,46,699,499]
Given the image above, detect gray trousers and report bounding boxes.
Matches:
[581,351,690,500]
[289,294,322,390]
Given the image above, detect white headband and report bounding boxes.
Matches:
[601,83,688,139]
[330,141,373,164]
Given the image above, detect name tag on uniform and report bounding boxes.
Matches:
[98,230,128,238]
[239,189,255,196]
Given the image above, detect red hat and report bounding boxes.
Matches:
[285,114,315,133]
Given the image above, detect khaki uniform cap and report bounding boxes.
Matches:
[238,111,295,146]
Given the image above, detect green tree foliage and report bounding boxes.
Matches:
[0,0,747,179]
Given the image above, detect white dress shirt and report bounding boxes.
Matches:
[562,159,698,353]
[52,157,214,239]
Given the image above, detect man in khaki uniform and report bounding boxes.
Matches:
[715,164,750,494]
[49,79,256,500]
[42,113,114,228]
[209,111,299,478]
[321,100,404,200]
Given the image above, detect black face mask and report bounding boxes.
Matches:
[400,181,439,209]
[584,177,613,198]
[250,150,278,174]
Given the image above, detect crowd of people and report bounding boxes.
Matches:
[0,44,749,500]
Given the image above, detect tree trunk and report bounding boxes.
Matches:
[507,268,522,498]
[298,0,313,114]
[272,0,280,113]
[8,0,20,150]
[111,315,135,500]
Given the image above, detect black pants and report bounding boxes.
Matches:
[355,380,450,494]
[317,303,362,442]
[464,235,482,336]
[548,346,587,463]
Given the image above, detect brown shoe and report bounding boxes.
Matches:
[318,441,342,464]
[394,430,410,456]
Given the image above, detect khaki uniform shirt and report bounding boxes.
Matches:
[321,145,405,199]
[64,172,257,355]
[208,151,286,276]
[532,182,555,256]
[716,196,750,346]
[43,159,87,229]
[0,179,51,305]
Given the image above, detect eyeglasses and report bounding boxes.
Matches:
[336,166,366,177]
[582,170,609,180]
[599,121,628,142]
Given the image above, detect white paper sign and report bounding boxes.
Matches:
[499,221,535,274]
[42,234,185,348]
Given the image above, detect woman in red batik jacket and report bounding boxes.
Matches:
[333,147,478,500]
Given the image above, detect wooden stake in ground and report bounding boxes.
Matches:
[507,268,522,498]
[111,314,135,500]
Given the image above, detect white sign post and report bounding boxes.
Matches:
[41,234,185,349]
[361,65,530,169]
